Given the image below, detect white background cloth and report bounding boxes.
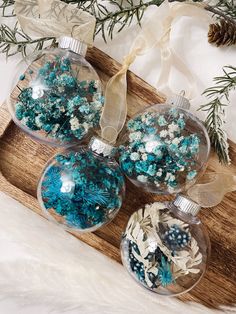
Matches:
[0,2,235,313]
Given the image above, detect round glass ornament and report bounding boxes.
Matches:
[120,195,210,296]
[119,102,210,194]
[8,36,103,147]
[37,137,125,232]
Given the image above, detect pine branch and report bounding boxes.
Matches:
[169,0,236,28]
[0,0,235,56]
[63,0,165,41]
[94,0,164,40]
[0,23,56,57]
[0,0,15,17]
[199,66,236,165]
[203,2,236,26]
[211,0,236,20]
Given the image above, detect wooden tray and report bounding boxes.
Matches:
[0,47,236,309]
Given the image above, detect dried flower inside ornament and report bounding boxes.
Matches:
[37,139,125,232]
[8,37,104,147]
[121,195,210,296]
[119,103,210,194]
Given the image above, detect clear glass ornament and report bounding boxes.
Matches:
[8,37,103,147]
[119,103,210,194]
[37,137,125,232]
[120,195,210,296]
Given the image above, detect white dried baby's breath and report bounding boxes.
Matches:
[137,175,148,183]
[124,202,203,286]
[70,116,80,131]
[160,130,168,138]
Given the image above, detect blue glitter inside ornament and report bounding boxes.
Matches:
[119,104,209,194]
[38,148,125,231]
[13,53,104,145]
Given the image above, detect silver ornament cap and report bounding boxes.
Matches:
[58,36,87,56]
[173,194,201,216]
[166,91,190,110]
[88,136,116,158]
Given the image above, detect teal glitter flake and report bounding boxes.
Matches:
[119,108,201,192]
[15,56,103,143]
[41,149,124,230]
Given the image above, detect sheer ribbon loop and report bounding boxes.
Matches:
[100,1,213,144]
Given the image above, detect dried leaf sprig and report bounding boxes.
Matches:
[199,66,236,165]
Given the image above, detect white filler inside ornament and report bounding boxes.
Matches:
[121,195,210,296]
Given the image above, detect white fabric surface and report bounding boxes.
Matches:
[0,192,231,314]
[0,2,236,313]
[94,5,236,142]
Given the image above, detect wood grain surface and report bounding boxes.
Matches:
[0,47,235,309]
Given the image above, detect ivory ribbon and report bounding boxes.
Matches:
[14,0,96,45]
[100,7,167,143]
[100,0,212,144]
[187,173,236,208]
[156,3,212,99]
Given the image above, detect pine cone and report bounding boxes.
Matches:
[208,19,236,47]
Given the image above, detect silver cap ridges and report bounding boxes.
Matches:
[173,194,201,216]
[166,93,190,110]
[58,36,87,56]
[89,137,115,158]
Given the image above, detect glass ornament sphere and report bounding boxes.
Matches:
[8,37,103,147]
[120,195,210,296]
[119,103,210,194]
[37,137,125,232]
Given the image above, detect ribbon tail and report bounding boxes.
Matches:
[187,173,236,208]
[100,68,128,144]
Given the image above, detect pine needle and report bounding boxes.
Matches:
[0,0,236,57]
[199,66,236,165]
[0,0,15,17]
[0,23,56,57]
[212,0,236,20]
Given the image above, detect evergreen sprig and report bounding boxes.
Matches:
[0,23,56,57]
[94,0,164,40]
[52,0,165,40]
[199,66,236,164]
[0,0,15,17]
[212,0,236,21]
[1,0,236,53]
